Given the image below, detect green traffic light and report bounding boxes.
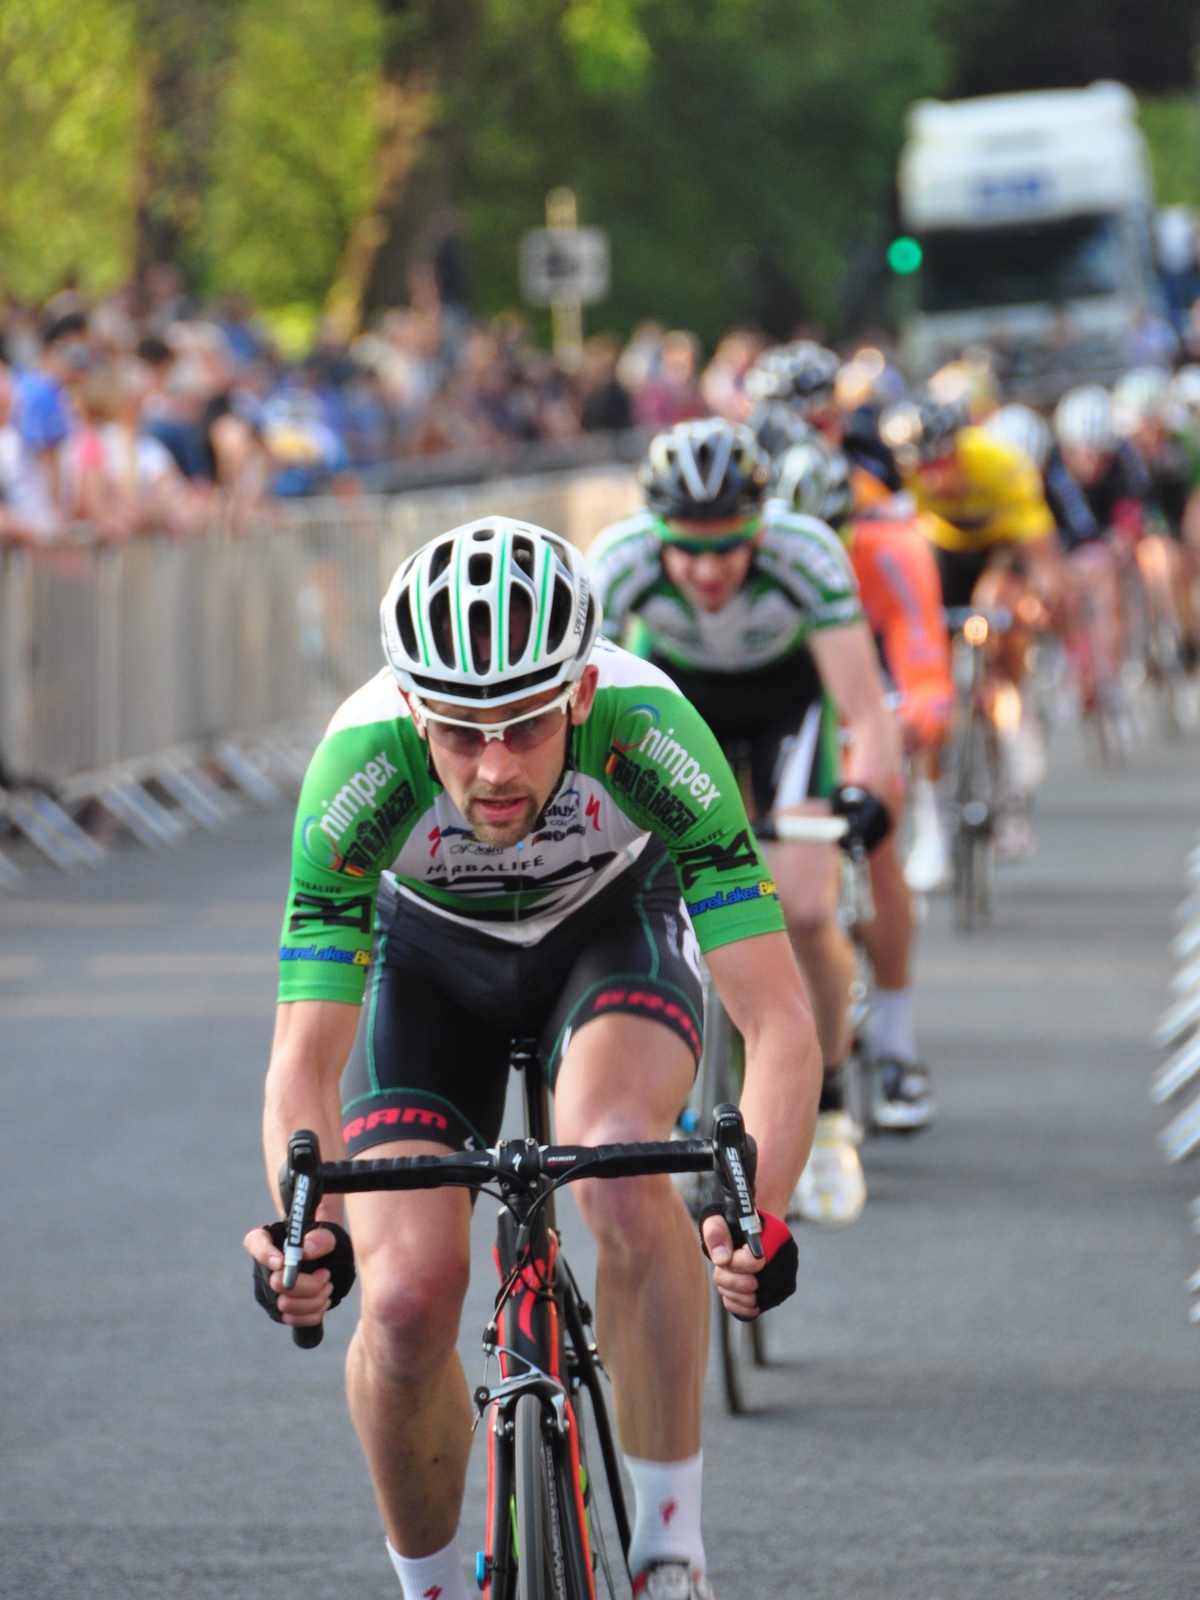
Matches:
[887,236,923,275]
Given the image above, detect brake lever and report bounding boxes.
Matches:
[279,1129,324,1349]
[711,1103,763,1260]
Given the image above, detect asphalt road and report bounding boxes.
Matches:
[3,721,1199,1600]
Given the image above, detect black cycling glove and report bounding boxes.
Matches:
[252,1219,357,1323]
[830,783,891,855]
[698,1205,799,1319]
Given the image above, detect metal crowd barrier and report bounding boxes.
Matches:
[0,464,639,879]
[1152,829,1200,1321]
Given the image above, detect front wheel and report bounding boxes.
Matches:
[515,1395,564,1600]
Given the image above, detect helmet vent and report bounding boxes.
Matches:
[513,535,535,576]
[468,601,492,673]
[510,587,533,660]
[468,554,492,586]
[429,541,453,582]
[430,590,456,667]
[396,592,418,659]
[547,577,573,653]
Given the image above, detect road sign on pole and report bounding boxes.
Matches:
[519,226,611,308]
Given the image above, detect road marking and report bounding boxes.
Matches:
[85,953,277,979]
[0,955,41,980]
[0,902,164,929]
[0,989,274,1021]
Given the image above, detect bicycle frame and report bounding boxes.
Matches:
[278,1067,757,1600]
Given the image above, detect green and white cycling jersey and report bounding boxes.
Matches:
[279,637,784,1005]
[588,502,864,672]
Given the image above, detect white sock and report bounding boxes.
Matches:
[625,1452,705,1577]
[871,987,917,1064]
[387,1533,474,1600]
[912,777,942,836]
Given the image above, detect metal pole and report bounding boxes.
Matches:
[546,186,584,369]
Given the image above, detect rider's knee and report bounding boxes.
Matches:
[782,899,837,948]
[574,1170,671,1273]
[569,1107,670,1265]
[358,1246,469,1377]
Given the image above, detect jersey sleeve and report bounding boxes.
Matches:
[759,511,866,632]
[278,723,423,1005]
[587,516,662,644]
[581,673,787,954]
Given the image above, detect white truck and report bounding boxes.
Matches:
[897,81,1160,399]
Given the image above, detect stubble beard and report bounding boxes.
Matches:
[463,787,540,849]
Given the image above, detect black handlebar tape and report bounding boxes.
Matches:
[293,1324,324,1350]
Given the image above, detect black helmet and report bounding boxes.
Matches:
[640,418,770,522]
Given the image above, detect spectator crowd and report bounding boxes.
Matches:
[9,255,1200,546]
[0,265,788,545]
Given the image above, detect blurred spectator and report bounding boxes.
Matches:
[0,361,60,539]
[263,386,356,498]
[1122,307,1179,371]
[580,334,633,431]
[633,329,706,427]
[700,329,766,422]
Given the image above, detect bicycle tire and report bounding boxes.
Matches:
[515,1395,566,1600]
[715,1281,770,1416]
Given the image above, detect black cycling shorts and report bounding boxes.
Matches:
[934,545,991,611]
[649,646,839,816]
[340,841,704,1156]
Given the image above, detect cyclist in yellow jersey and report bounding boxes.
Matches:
[886,391,1063,859]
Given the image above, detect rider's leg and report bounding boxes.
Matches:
[767,828,853,1069]
[768,825,865,1218]
[554,1012,708,1460]
[1137,532,1183,637]
[860,832,911,995]
[553,1014,710,1576]
[344,1160,475,1558]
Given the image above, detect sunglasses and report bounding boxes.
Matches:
[409,684,578,756]
[655,516,760,556]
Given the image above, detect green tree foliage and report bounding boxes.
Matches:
[461,0,948,341]
[131,0,245,277]
[202,0,384,309]
[1140,93,1200,207]
[0,0,142,300]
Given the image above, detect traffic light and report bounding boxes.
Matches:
[887,236,923,275]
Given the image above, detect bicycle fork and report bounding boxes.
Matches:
[479,1210,597,1600]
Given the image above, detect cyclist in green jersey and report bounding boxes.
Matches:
[244,519,819,1600]
[589,419,910,1229]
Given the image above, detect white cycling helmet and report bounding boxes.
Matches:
[985,403,1052,470]
[771,438,854,524]
[380,518,601,708]
[1113,365,1169,425]
[1054,385,1118,453]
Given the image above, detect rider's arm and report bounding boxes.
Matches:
[262,998,359,1217]
[807,619,901,798]
[704,930,821,1216]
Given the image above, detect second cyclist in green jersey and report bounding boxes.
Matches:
[590,418,925,1231]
